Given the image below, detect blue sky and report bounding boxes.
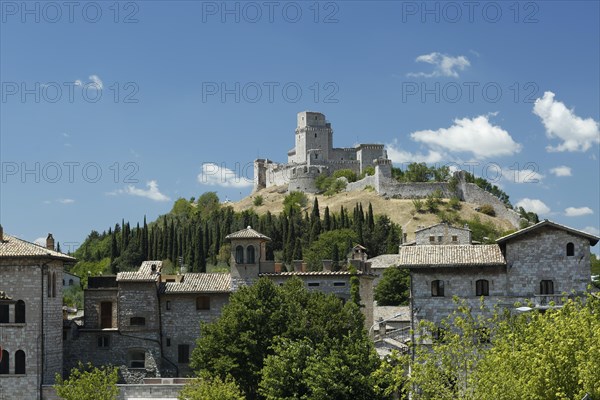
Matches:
[0,0,598,254]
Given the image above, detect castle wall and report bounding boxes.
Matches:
[460,183,522,227]
[330,148,357,162]
[356,145,386,172]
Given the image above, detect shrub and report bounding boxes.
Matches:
[332,169,358,183]
[448,196,461,210]
[425,194,438,212]
[478,204,496,217]
[412,199,424,213]
[283,191,308,214]
[253,195,264,207]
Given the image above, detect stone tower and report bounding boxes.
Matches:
[288,111,333,164]
[225,226,273,289]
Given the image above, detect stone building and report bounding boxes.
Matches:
[0,226,75,400]
[382,220,599,328]
[66,226,375,379]
[254,111,389,193]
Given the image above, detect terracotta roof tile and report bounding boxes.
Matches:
[374,245,506,268]
[159,273,232,294]
[0,234,76,261]
[225,227,271,241]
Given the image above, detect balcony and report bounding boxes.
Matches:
[533,294,568,309]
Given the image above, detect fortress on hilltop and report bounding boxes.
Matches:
[253,111,523,228]
[253,111,391,193]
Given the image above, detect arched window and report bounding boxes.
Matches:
[15,350,25,374]
[128,350,146,368]
[566,242,574,257]
[47,272,52,297]
[475,280,489,296]
[431,280,444,297]
[247,245,256,264]
[0,350,8,374]
[540,280,554,295]
[235,245,244,264]
[15,300,25,323]
[52,272,57,298]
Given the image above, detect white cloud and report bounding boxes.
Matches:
[88,75,103,90]
[549,165,572,177]
[407,52,470,78]
[58,198,75,204]
[34,237,46,246]
[73,75,103,90]
[582,226,600,237]
[410,115,522,159]
[515,198,551,215]
[111,180,171,202]
[502,167,544,184]
[197,163,253,188]
[533,91,600,152]
[386,142,444,164]
[564,206,593,217]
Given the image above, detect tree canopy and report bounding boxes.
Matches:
[190,277,382,400]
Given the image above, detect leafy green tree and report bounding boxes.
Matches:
[591,253,600,276]
[253,195,264,207]
[191,278,379,400]
[283,191,308,214]
[172,197,193,216]
[374,268,410,306]
[54,363,118,400]
[197,192,221,218]
[304,229,357,271]
[405,163,432,182]
[332,168,358,183]
[179,374,245,400]
[472,296,600,400]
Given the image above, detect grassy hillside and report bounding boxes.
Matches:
[233,185,516,242]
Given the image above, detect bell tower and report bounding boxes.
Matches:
[225,226,271,288]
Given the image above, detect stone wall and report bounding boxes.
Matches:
[0,258,65,399]
[411,266,508,325]
[42,383,185,400]
[504,227,591,297]
[160,293,229,377]
[84,288,118,328]
[459,181,522,227]
[415,224,471,245]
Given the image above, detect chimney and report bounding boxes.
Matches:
[0,224,3,242]
[46,233,55,250]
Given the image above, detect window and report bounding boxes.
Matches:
[540,280,554,295]
[429,236,435,243]
[130,317,146,326]
[166,338,171,347]
[431,280,444,297]
[333,282,346,287]
[97,335,110,348]
[314,133,317,138]
[52,272,57,298]
[128,350,145,368]
[452,235,458,242]
[15,300,25,323]
[178,344,190,364]
[62,279,65,286]
[100,302,112,329]
[0,350,8,374]
[566,242,574,257]
[235,245,244,264]
[307,282,320,287]
[166,301,171,311]
[437,236,443,243]
[196,296,210,310]
[0,304,9,323]
[47,272,52,297]
[246,245,256,264]
[69,279,74,286]
[476,280,489,296]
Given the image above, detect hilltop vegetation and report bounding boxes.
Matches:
[68,164,529,282]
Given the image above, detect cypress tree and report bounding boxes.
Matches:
[292,237,303,261]
[323,206,331,231]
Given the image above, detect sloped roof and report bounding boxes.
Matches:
[395,244,506,268]
[159,273,232,294]
[225,226,271,241]
[0,234,76,262]
[116,261,163,282]
[367,254,404,269]
[496,220,600,246]
[259,271,371,277]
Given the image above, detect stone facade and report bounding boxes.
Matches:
[413,223,472,246]
[0,230,75,400]
[254,111,389,193]
[402,221,600,327]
